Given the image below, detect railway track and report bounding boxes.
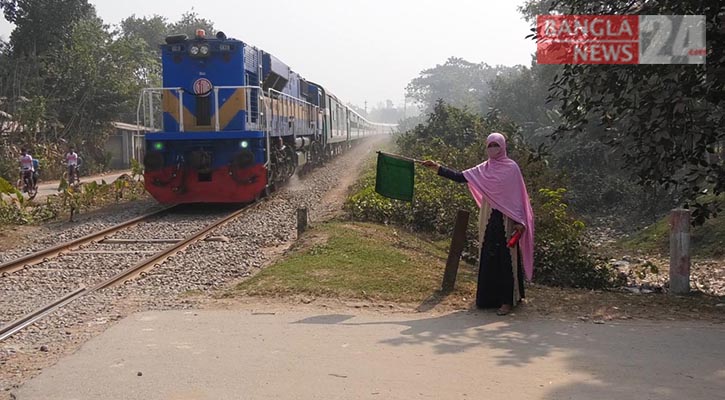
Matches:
[0,206,176,275]
[0,204,256,342]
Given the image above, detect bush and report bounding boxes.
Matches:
[533,188,617,289]
[346,101,619,289]
[552,140,676,226]
[0,175,147,225]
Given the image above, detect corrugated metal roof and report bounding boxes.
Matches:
[111,122,153,131]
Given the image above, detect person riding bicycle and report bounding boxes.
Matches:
[65,146,80,183]
[19,148,36,189]
[32,157,40,184]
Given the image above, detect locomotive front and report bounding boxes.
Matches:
[142,30,267,203]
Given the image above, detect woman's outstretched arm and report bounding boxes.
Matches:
[421,161,468,183]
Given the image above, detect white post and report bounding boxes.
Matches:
[214,87,220,131]
[178,89,184,132]
[669,209,691,294]
[148,91,154,132]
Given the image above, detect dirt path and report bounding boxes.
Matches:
[315,136,391,221]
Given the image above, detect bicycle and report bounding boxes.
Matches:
[63,164,81,186]
[61,163,81,187]
[17,170,38,199]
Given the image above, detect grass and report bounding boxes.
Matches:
[691,215,725,258]
[232,221,478,304]
[227,220,724,322]
[619,213,725,259]
[619,217,670,254]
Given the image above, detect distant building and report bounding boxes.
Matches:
[106,122,150,169]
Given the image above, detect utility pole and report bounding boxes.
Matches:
[364,101,368,115]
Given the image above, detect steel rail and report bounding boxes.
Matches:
[0,287,87,341]
[0,203,258,342]
[0,206,176,275]
[91,204,256,290]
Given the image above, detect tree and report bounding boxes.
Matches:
[119,14,169,56]
[406,57,515,113]
[488,59,562,143]
[45,16,155,141]
[1,0,96,57]
[0,5,158,180]
[532,0,724,223]
[368,100,405,124]
[0,6,220,180]
[168,11,215,38]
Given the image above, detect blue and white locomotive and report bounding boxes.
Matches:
[139,29,393,203]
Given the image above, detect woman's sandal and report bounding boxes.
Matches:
[496,305,512,316]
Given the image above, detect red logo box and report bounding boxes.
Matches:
[537,15,640,64]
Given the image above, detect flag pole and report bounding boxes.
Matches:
[376,151,423,164]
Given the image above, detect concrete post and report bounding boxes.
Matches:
[669,209,691,295]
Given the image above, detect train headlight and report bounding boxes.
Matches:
[200,45,210,56]
[240,140,249,149]
[189,45,200,56]
[153,142,164,151]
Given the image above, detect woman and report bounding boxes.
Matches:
[422,133,534,315]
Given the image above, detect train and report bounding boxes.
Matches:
[138,29,396,204]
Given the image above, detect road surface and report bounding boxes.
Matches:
[12,308,725,400]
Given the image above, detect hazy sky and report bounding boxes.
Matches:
[0,0,536,109]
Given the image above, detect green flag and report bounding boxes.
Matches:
[375,152,414,202]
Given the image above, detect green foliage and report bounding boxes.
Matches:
[619,197,725,258]
[405,57,518,114]
[347,102,501,243]
[47,175,144,222]
[168,11,216,38]
[113,175,134,200]
[534,188,616,289]
[1,174,148,226]
[492,1,723,224]
[485,51,677,222]
[345,165,475,235]
[346,102,616,289]
[0,176,22,199]
[0,7,211,181]
[130,158,144,180]
[488,61,562,140]
[552,139,676,219]
[119,14,169,56]
[0,176,57,224]
[2,0,96,57]
[540,0,725,224]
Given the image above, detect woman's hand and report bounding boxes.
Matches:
[420,160,440,172]
[513,224,525,234]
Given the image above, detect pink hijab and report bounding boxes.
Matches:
[462,133,535,281]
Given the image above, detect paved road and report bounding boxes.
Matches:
[13,309,725,400]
